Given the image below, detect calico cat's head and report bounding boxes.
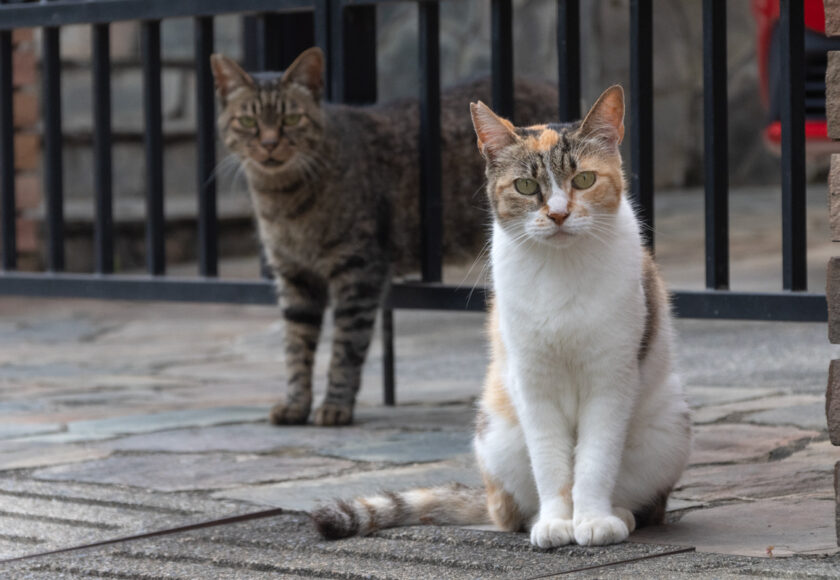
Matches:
[210,48,325,176]
[470,86,626,248]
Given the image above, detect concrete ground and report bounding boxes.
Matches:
[1,185,840,578]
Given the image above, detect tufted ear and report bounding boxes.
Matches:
[579,85,625,145]
[470,101,518,162]
[210,54,255,104]
[282,47,325,101]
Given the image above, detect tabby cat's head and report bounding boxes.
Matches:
[211,48,325,176]
[470,86,626,248]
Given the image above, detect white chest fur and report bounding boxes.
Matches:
[491,199,645,371]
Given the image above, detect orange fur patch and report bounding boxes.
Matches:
[481,303,518,426]
[558,483,572,503]
[525,128,560,151]
[482,470,524,532]
[574,155,624,213]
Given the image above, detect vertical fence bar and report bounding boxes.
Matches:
[419,0,442,283]
[313,0,331,99]
[141,20,165,275]
[0,26,15,270]
[342,6,376,104]
[702,0,729,290]
[556,0,580,122]
[328,2,344,103]
[195,16,217,277]
[256,15,279,70]
[273,13,317,70]
[381,294,395,406]
[491,0,514,121]
[43,25,65,271]
[779,0,807,291]
[92,23,114,274]
[242,16,259,71]
[329,3,376,105]
[629,0,654,249]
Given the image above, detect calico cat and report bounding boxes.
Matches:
[211,47,558,426]
[311,86,692,546]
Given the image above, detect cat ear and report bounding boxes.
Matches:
[470,101,518,162]
[579,85,625,146]
[282,47,325,100]
[210,54,255,103]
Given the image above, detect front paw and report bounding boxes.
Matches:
[574,515,629,546]
[269,400,311,425]
[530,517,574,549]
[313,402,353,426]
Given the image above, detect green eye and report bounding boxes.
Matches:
[238,116,256,129]
[571,171,596,189]
[283,114,302,126]
[514,178,539,196]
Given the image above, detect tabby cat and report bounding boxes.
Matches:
[211,47,559,426]
[311,86,692,546]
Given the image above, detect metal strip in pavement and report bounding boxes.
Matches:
[0,507,289,564]
[523,545,696,578]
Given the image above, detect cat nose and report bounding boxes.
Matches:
[261,137,279,151]
[546,210,570,225]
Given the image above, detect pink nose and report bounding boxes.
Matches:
[547,210,570,225]
[261,138,279,152]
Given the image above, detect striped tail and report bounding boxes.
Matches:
[310,483,489,540]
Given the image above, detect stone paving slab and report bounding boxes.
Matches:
[632,496,838,558]
[692,393,825,424]
[0,424,63,440]
[321,430,473,463]
[674,320,839,394]
[689,424,820,465]
[16,406,268,444]
[676,440,839,503]
[685,386,783,408]
[747,402,829,431]
[32,453,358,492]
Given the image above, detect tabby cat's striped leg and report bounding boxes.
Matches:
[269,268,328,425]
[314,271,386,426]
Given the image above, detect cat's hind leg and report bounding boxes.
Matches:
[474,405,539,535]
[613,373,691,528]
[270,266,328,425]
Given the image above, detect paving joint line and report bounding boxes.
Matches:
[523,546,696,578]
[0,506,290,565]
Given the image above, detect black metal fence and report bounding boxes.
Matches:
[0,0,828,324]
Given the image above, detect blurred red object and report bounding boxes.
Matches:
[751,0,834,150]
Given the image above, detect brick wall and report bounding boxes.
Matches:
[824,0,840,547]
[11,28,40,268]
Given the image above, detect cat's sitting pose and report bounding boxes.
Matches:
[311,86,692,546]
[211,47,558,426]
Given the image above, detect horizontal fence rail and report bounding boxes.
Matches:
[0,0,824,324]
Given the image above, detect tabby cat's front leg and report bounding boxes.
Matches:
[270,268,328,425]
[315,261,387,426]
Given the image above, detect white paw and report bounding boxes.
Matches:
[613,506,636,534]
[530,517,575,549]
[574,515,629,546]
